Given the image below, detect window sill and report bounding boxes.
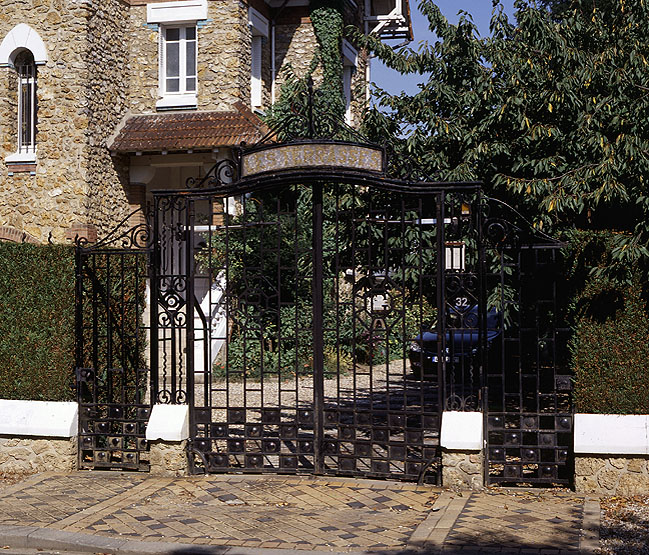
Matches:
[5,152,36,164]
[156,94,198,110]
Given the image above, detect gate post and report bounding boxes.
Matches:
[150,197,160,402]
[74,245,83,407]
[312,181,325,474]
[435,191,446,409]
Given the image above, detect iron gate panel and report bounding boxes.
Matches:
[482,205,572,486]
[75,221,153,470]
[152,177,483,482]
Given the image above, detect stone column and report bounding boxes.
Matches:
[440,411,485,490]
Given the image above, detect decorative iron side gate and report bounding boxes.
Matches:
[150,162,484,483]
[481,204,572,486]
[75,219,153,470]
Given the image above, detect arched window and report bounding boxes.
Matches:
[0,24,47,162]
[14,50,36,154]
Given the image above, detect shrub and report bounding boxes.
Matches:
[568,231,649,414]
[0,243,75,401]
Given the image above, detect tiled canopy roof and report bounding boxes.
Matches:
[109,103,269,153]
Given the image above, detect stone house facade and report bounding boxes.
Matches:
[0,0,411,244]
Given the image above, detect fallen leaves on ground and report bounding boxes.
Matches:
[600,495,649,555]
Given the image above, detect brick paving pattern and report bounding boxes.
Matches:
[0,473,437,550]
[442,490,585,552]
[0,472,596,553]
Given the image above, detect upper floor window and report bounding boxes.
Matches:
[162,26,196,96]
[15,50,37,154]
[147,0,207,110]
[249,7,268,111]
[342,41,358,125]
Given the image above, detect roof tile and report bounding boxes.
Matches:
[109,104,268,153]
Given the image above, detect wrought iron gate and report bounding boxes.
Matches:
[75,219,153,470]
[481,203,572,486]
[150,161,483,483]
[74,139,573,486]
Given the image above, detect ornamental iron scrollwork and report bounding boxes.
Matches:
[74,207,153,251]
[185,158,239,190]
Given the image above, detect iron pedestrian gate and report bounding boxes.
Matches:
[75,223,153,470]
[74,140,572,486]
[480,205,572,486]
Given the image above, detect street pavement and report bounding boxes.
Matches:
[0,472,599,554]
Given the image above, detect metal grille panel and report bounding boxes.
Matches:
[76,238,152,470]
[484,219,572,486]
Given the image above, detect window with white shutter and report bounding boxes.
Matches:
[249,7,268,111]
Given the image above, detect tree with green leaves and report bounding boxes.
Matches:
[354,0,649,280]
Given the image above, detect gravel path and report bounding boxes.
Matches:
[193,358,440,421]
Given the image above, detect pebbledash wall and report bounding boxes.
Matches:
[0,0,131,244]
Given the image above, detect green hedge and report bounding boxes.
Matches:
[568,231,649,414]
[0,243,75,401]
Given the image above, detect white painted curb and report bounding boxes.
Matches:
[441,411,483,450]
[145,404,190,441]
[0,400,78,438]
[574,413,649,455]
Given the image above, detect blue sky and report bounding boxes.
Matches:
[371,0,516,96]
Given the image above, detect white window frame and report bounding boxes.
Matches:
[249,7,268,110]
[16,51,36,155]
[342,40,358,125]
[157,24,198,109]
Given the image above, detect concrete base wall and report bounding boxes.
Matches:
[149,440,188,476]
[575,455,649,495]
[0,436,77,474]
[442,449,483,490]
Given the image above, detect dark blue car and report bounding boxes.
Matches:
[409,306,501,376]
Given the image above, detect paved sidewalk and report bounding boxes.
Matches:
[0,472,599,554]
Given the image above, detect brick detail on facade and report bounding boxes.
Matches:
[127,183,147,228]
[66,223,98,244]
[0,225,39,244]
[6,163,36,174]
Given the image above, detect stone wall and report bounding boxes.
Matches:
[442,449,484,490]
[0,436,77,474]
[273,11,368,124]
[83,0,131,236]
[149,440,189,476]
[128,0,251,112]
[0,0,130,243]
[0,1,89,242]
[274,18,321,93]
[575,455,649,495]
